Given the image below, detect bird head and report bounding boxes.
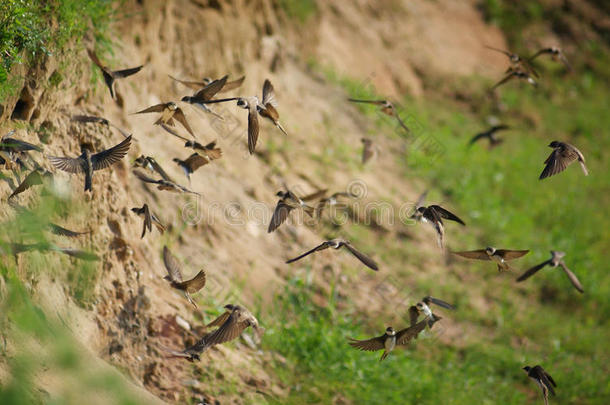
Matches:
[224,304,237,311]
[167,102,178,110]
[548,141,560,148]
[130,207,140,214]
[551,250,566,259]
[276,190,286,198]
[172,158,181,163]
[385,327,396,336]
[522,366,531,373]
[180,96,191,103]
[202,77,212,85]
[485,246,496,255]
[236,98,248,109]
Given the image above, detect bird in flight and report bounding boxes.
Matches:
[87,49,143,99]
[162,246,206,308]
[71,114,131,138]
[133,169,200,195]
[348,98,410,133]
[539,141,588,180]
[529,47,572,71]
[48,135,132,192]
[134,101,196,138]
[361,138,377,164]
[131,204,165,239]
[184,140,223,161]
[516,250,583,293]
[286,238,379,271]
[268,189,315,233]
[173,153,211,182]
[523,365,557,405]
[347,322,427,361]
[469,125,510,148]
[452,247,529,271]
[413,204,465,248]
[408,296,454,329]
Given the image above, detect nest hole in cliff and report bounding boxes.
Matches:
[11,86,35,121]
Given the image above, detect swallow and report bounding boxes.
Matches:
[286,239,378,271]
[164,304,261,361]
[268,189,315,232]
[134,102,195,137]
[484,45,539,77]
[162,246,206,308]
[314,192,356,218]
[453,247,529,271]
[87,49,143,99]
[173,153,210,182]
[413,205,465,248]
[348,323,427,361]
[408,190,429,222]
[133,155,173,182]
[179,75,229,119]
[131,204,165,238]
[529,47,572,71]
[71,114,131,138]
[133,169,200,195]
[408,296,454,330]
[469,125,510,148]
[48,223,91,237]
[48,135,132,192]
[200,80,289,154]
[1,131,43,153]
[523,365,557,405]
[348,98,410,133]
[517,251,583,293]
[539,141,588,180]
[361,138,377,164]
[7,167,53,199]
[184,140,223,160]
[491,70,537,91]
[170,74,245,92]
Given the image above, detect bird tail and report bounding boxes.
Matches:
[379,351,389,362]
[579,161,589,176]
[276,122,288,136]
[84,171,92,192]
[497,262,511,272]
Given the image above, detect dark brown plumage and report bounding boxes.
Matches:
[517,250,583,293]
[87,49,143,99]
[286,238,378,271]
[162,246,206,308]
[539,141,587,180]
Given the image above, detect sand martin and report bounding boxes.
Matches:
[523,365,557,405]
[469,125,510,148]
[131,204,165,238]
[539,141,587,180]
[517,251,583,293]
[87,49,143,99]
[286,238,378,271]
[268,189,315,232]
[134,102,195,137]
[348,98,410,133]
[162,246,206,308]
[348,322,427,361]
[414,205,465,248]
[453,247,529,271]
[133,169,200,195]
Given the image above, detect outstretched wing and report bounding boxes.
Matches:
[286,241,332,264]
[347,335,385,352]
[91,135,132,171]
[452,249,490,261]
[163,246,183,282]
[268,200,292,233]
[48,155,85,174]
[497,249,529,260]
[341,242,379,271]
[192,75,228,101]
[172,108,195,137]
[429,205,465,225]
[516,260,550,282]
[112,65,144,79]
[559,262,584,293]
[262,79,278,108]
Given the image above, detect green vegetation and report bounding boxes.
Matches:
[277,0,318,23]
[259,54,610,403]
[0,0,118,103]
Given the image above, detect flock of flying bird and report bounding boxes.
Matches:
[0,42,588,404]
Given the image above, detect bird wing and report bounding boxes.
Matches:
[192,75,228,101]
[247,104,259,154]
[415,190,428,208]
[490,73,516,90]
[341,242,379,271]
[183,153,209,171]
[429,205,466,225]
[91,135,132,171]
[394,114,411,133]
[142,204,152,237]
[362,142,374,164]
[497,249,529,260]
[206,310,231,328]
[135,103,167,114]
[8,169,44,199]
[300,189,328,202]
[199,310,250,347]
[559,262,584,293]
[347,334,385,351]
[48,155,85,174]
[452,249,490,260]
[112,65,144,79]
[516,260,551,282]
[53,247,99,261]
[179,270,206,293]
[489,124,510,133]
[262,79,278,108]
[539,149,566,179]
[424,296,455,310]
[133,169,161,184]
[147,157,173,182]
[220,75,245,93]
[528,48,552,61]
[408,306,419,327]
[48,223,90,237]
[469,132,488,145]
[160,123,191,141]
[347,98,385,105]
[484,45,512,57]
[71,114,107,125]
[285,241,333,264]
[169,75,205,90]
[173,108,195,137]
[268,200,293,233]
[163,246,183,282]
[396,319,428,345]
[87,49,106,69]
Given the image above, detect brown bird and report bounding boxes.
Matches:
[268,189,315,233]
[491,70,537,91]
[48,135,132,192]
[361,138,377,164]
[539,141,588,180]
[162,246,206,308]
[529,47,572,71]
[173,153,210,182]
[71,114,131,138]
[8,167,53,199]
[523,365,557,405]
[453,247,529,271]
[408,296,454,330]
[133,155,173,182]
[348,321,428,361]
[348,98,410,133]
[485,45,539,77]
[131,204,165,238]
[170,74,245,92]
[134,102,195,138]
[87,49,143,99]
[184,140,223,160]
[286,238,378,271]
[517,251,583,293]
[179,75,230,119]
[163,304,261,361]
[469,125,510,148]
[133,169,200,195]
[413,205,465,248]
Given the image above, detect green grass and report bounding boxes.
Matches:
[259,57,610,404]
[277,0,318,23]
[0,0,118,103]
